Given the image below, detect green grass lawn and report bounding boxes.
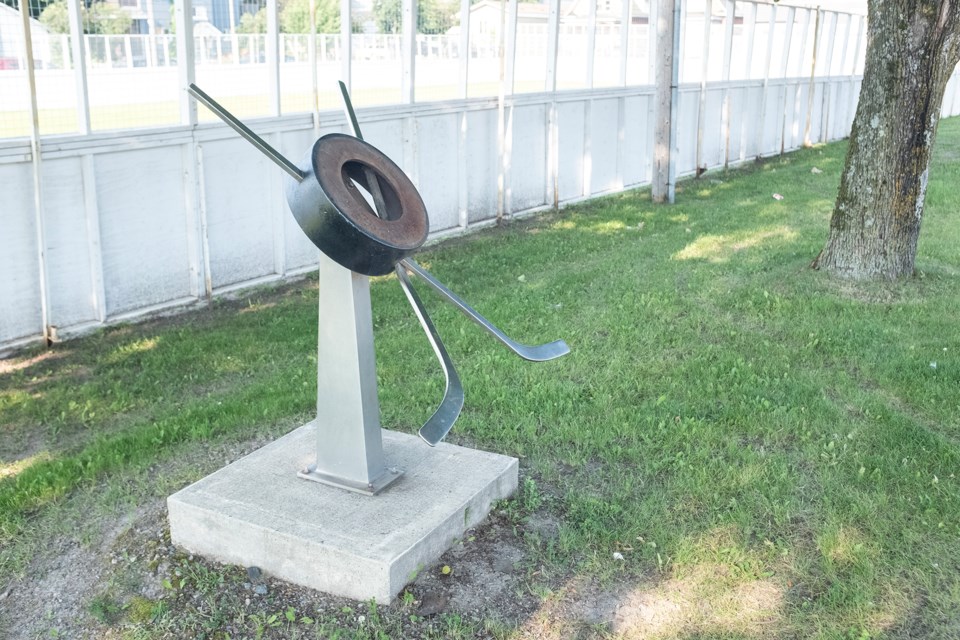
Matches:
[1,118,959,638]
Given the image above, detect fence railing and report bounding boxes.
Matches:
[7,28,657,72]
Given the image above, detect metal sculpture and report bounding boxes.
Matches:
[188,83,568,492]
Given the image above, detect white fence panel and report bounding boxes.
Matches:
[781,82,807,151]
[41,156,99,328]
[735,85,761,159]
[201,138,278,290]
[675,88,699,176]
[556,101,586,202]
[415,114,461,233]
[509,104,548,212]
[0,162,42,344]
[622,94,651,187]
[465,108,499,224]
[758,82,784,156]
[95,146,193,316]
[588,98,620,195]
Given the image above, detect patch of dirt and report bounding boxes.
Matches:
[5,411,794,639]
[0,350,67,375]
[409,516,544,626]
[0,452,797,640]
[0,503,557,639]
[511,566,785,640]
[0,431,283,639]
[0,504,160,639]
[0,430,567,639]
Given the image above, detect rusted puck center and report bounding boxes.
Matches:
[286,133,428,277]
[315,134,428,249]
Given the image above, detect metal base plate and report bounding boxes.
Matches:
[297,464,403,496]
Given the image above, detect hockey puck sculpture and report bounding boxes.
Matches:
[187,83,569,494]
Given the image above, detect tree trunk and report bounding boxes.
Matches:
[812,0,960,280]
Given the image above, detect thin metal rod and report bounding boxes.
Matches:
[336,81,388,218]
[339,80,363,139]
[187,83,305,183]
[395,265,464,447]
[400,258,570,362]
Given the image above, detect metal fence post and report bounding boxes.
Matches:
[402,0,416,103]
[755,4,777,157]
[340,0,352,92]
[67,0,90,134]
[458,0,470,98]
[803,7,822,147]
[309,0,320,132]
[777,7,796,153]
[266,0,281,116]
[496,0,517,220]
[819,11,838,141]
[720,0,735,167]
[618,0,631,87]
[175,0,197,126]
[20,0,51,344]
[695,0,712,174]
[545,0,560,209]
[585,0,597,89]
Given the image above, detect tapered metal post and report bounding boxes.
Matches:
[298,253,401,494]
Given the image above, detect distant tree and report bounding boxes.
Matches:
[87,1,132,34]
[238,7,267,33]
[373,0,456,34]
[418,0,457,33]
[39,0,69,33]
[39,0,132,34]
[280,0,339,33]
[372,0,401,33]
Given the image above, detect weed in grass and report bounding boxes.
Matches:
[124,596,157,625]
[87,592,123,625]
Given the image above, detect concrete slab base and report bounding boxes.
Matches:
[167,423,518,603]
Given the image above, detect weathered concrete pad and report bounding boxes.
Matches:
[167,424,518,603]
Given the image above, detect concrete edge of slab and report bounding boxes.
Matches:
[168,424,518,603]
[387,455,519,596]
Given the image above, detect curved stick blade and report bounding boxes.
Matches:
[396,265,465,447]
[400,259,570,362]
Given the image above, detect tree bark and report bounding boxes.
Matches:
[812,0,960,280]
